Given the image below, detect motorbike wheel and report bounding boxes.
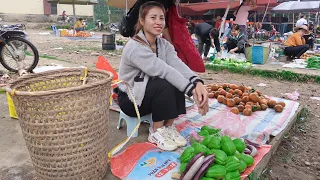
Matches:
[0,37,39,72]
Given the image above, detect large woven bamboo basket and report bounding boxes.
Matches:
[6,68,113,180]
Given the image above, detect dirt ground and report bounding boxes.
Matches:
[0,27,320,180]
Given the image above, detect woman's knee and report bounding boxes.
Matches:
[152,78,175,93]
[303,44,309,49]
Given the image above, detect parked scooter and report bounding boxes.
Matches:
[0,21,39,72]
[108,23,119,33]
[94,20,119,33]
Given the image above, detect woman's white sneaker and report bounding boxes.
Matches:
[148,127,178,151]
[166,126,187,147]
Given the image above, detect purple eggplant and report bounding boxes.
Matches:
[182,156,205,180]
[180,152,204,180]
[244,139,261,148]
[246,144,258,157]
[193,155,215,180]
[244,148,251,155]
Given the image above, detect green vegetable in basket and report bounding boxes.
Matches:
[179,147,195,163]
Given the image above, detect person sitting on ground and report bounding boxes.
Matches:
[284,25,309,60]
[223,24,248,54]
[74,18,86,31]
[117,1,209,151]
[194,22,221,60]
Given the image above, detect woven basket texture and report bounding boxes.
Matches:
[6,68,113,180]
[245,46,271,64]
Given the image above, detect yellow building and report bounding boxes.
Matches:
[0,0,93,16]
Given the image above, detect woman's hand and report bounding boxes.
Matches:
[192,83,209,116]
[230,47,238,54]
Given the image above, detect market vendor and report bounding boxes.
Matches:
[74,18,86,31]
[117,2,209,151]
[194,23,222,60]
[284,25,309,60]
[303,22,315,50]
[223,24,248,54]
[234,0,256,35]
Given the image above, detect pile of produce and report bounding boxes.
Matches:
[300,53,313,60]
[306,56,320,69]
[116,39,127,46]
[60,30,92,37]
[209,58,252,68]
[205,83,286,116]
[178,126,258,180]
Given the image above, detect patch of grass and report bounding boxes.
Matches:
[206,64,320,84]
[279,151,295,163]
[47,25,72,30]
[292,107,309,134]
[40,55,58,60]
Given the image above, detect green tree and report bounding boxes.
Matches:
[94,0,125,23]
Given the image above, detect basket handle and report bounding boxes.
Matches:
[80,68,88,85]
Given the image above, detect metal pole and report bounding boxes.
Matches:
[292,13,294,31]
[107,5,111,23]
[219,0,233,39]
[253,11,256,44]
[126,0,128,14]
[73,3,76,23]
[93,4,96,22]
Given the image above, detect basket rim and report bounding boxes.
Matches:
[5,67,114,96]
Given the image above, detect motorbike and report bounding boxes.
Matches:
[108,23,119,33]
[94,20,119,33]
[0,23,39,72]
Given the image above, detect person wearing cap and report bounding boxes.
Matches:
[284,25,309,60]
[194,22,221,61]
